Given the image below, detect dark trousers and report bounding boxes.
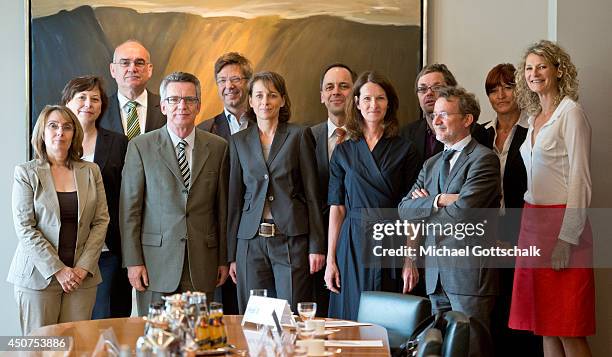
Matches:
[213,279,239,315]
[92,251,132,319]
[312,269,329,317]
[236,234,311,314]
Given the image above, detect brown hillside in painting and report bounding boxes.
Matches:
[94,7,421,126]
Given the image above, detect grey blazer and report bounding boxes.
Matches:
[398,138,501,296]
[227,122,325,261]
[120,126,229,293]
[8,160,109,290]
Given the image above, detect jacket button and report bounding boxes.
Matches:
[264,174,269,180]
[268,195,274,202]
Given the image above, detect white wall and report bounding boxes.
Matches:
[429,0,612,355]
[0,0,27,335]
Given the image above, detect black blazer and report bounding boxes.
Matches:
[98,91,166,135]
[198,112,231,141]
[310,121,330,220]
[227,122,325,260]
[94,127,128,254]
[400,118,443,169]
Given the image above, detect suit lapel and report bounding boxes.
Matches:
[190,130,210,185]
[214,112,231,140]
[35,162,60,219]
[93,129,111,172]
[109,94,124,134]
[267,122,289,166]
[444,139,477,191]
[245,125,267,170]
[145,92,163,132]
[157,127,184,184]
[73,161,89,222]
[315,125,329,170]
[507,126,527,165]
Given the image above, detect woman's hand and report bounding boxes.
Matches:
[55,267,82,293]
[229,262,238,284]
[324,258,341,294]
[551,240,572,271]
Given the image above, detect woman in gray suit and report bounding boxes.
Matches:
[8,105,109,334]
[227,71,325,313]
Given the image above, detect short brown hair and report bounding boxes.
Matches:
[345,71,400,140]
[436,86,480,129]
[214,52,253,80]
[60,75,109,124]
[245,71,292,123]
[31,105,83,167]
[485,63,516,95]
[415,63,458,92]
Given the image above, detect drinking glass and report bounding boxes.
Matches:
[297,302,317,321]
[250,289,268,297]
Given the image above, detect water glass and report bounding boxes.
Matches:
[297,302,317,321]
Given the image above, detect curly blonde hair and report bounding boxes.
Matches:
[515,40,579,115]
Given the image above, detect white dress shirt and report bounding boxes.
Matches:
[520,97,592,245]
[118,89,149,135]
[433,135,472,208]
[326,119,346,161]
[224,108,248,135]
[485,112,529,212]
[166,125,195,174]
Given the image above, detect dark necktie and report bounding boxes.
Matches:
[439,149,456,191]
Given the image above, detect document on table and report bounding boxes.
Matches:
[325,340,384,347]
[323,320,373,328]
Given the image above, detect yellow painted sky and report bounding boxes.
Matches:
[32,0,421,26]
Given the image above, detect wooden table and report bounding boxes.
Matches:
[28,316,390,356]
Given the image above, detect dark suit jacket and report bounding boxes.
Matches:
[98,91,166,135]
[94,127,128,254]
[400,118,444,169]
[227,122,324,261]
[310,121,330,223]
[198,111,254,142]
[398,138,501,296]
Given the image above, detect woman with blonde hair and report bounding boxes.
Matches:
[8,105,109,334]
[509,40,594,357]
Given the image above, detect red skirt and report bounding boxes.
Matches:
[508,203,595,336]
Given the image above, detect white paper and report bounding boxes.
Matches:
[323,320,373,328]
[324,340,384,347]
[242,295,296,328]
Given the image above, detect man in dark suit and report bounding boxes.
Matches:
[310,63,356,316]
[197,53,253,314]
[99,40,165,137]
[401,64,458,169]
[197,52,253,140]
[120,72,229,315]
[399,87,501,357]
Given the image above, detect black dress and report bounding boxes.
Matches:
[328,136,418,320]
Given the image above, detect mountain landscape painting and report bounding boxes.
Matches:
[31,1,423,128]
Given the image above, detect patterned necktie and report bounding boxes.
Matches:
[439,149,456,191]
[335,127,347,144]
[177,140,190,188]
[125,101,141,140]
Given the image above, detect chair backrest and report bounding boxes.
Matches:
[416,327,443,357]
[441,311,470,357]
[357,291,431,349]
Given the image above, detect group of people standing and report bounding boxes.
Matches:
[8,38,594,357]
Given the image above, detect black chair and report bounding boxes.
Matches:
[416,327,443,357]
[441,311,470,357]
[357,291,431,350]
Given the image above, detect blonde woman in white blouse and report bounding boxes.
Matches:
[508,40,594,357]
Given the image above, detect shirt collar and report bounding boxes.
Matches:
[118,89,148,111]
[445,134,472,152]
[224,107,246,124]
[485,111,530,131]
[326,119,346,139]
[166,125,195,149]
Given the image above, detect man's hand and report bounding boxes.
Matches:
[127,265,149,291]
[402,258,419,293]
[216,265,229,287]
[437,193,459,207]
[229,262,238,284]
[411,188,430,199]
[309,254,326,274]
[551,240,571,271]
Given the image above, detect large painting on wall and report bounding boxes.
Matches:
[30,0,424,128]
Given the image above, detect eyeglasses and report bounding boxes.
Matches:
[416,84,444,94]
[112,59,149,68]
[432,111,465,120]
[164,96,199,105]
[216,76,247,86]
[47,122,74,131]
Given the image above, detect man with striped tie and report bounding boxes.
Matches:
[99,40,165,138]
[120,72,230,316]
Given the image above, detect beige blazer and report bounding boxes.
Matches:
[7,159,110,290]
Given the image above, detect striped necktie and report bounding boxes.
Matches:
[125,101,140,140]
[177,140,190,188]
